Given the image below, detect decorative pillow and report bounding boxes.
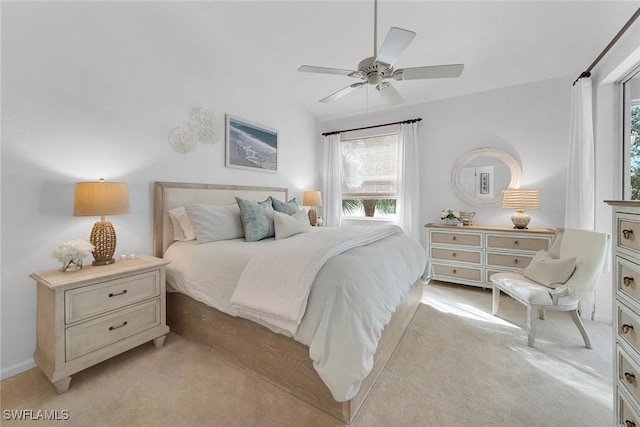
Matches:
[274,209,311,240]
[168,206,196,241]
[270,197,299,215]
[523,250,577,288]
[184,204,244,244]
[235,197,275,242]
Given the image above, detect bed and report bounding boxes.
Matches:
[153,181,429,423]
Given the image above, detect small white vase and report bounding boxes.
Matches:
[443,218,459,226]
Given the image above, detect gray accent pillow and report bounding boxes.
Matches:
[523,249,577,288]
[274,209,311,240]
[184,204,244,244]
[235,197,275,242]
[270,197,298,215]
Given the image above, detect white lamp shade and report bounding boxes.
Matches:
[502,189,539,210]
[303,191,322,207]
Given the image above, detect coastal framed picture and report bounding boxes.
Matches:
[225,115,278,173]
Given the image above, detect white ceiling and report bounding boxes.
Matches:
[196,1,638,121]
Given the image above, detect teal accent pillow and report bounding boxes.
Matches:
[235,197,275,242]
[270,197,298,215]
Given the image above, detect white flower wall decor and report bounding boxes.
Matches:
[168,107,222,154]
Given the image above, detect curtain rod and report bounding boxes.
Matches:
[321,118,422,136]
[573,7,640,85]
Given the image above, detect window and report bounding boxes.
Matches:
[341,133,398,218]
[624,68,640,199]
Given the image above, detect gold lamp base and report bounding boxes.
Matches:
[511,209,531,229]
[308,207,317,226]
[90,220,117,265]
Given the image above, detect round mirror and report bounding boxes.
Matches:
[451,148,522,207]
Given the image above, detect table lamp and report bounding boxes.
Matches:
[74,178,130,265]
[502,188,539,229]
[303,191,322,226]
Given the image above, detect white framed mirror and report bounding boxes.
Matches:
[451,148,522,207]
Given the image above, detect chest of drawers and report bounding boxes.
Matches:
[31,255,170,393]
[424,223,555,288]
[606,201,640,426]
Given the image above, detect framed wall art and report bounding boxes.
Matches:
[226,115,278,173]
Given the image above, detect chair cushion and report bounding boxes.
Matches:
[491,272,578,307]
[523,250,576,288]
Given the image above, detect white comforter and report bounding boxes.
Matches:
[230,225,430,401]
[230,225,404,335]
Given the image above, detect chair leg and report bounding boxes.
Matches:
[492,286,500,315]
[538,309,545,320]
[527,305,537,348]
[570,309,592,349]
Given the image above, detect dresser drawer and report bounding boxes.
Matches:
[430,248,482,264]
[619,345,640,405]
[619,303,640,357]
[430,231,482,248]
[65,271,160,324]
[486,234,549,252]
[619,216,640,256]
[618,387,640,427]
[619,257,640,307]
[433,263,482,282]
[66,299,161,361]
[486,252,534,269]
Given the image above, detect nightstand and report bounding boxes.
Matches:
[30,255,170,393]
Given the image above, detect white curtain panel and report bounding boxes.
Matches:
[565,77,595,230]
[396,122,421,242]
[322,133,342,228]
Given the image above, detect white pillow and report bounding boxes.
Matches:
[273,210,311,240]
[523,249,577,288]
[185,204,244,244]
[168,207,196,241]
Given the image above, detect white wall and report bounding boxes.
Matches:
[1,2,318,379]
[321,77,571,238]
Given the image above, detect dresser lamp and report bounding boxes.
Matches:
[502,188,539,229]
[74,179,130,265]
[303,191,322,226]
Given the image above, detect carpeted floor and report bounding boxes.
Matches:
[1,281,613,426]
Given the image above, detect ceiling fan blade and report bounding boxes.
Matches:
[298,65,358,77]
[319,82,365,103]
[376,82,404,106]
[375,27,416,68]
[393,64,464,80]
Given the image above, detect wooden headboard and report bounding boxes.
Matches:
[153,182,288,257]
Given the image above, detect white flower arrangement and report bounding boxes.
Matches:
[440,209,461,220]
[52,239,94,264]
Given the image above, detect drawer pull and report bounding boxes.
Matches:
[623,229,634,240]
[624,276,635,287]
[108,289,128,298]
[625,372,637,385]
[513,259,519,265]
[626,420,636,427]
[452,236,457,241]
[452,253,457,257]
[108,321,128,331]
[622,324,635,334]
[513,240,519,246]
[452,269,457,274]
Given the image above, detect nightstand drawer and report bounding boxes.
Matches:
[433,263,482,282]
[430,231,481,248]
[486,234,548,252]
[619,216,640,256]
[65,271,160,324]
[430,248,482,264]
[618,387,640,427]
[486,252,534,269]
[66,299,161,361]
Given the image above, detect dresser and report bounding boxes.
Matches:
[31,255,170,393]
[424,224,555,288]
[606,201,640,426]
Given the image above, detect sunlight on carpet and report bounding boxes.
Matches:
[421,293,518,328]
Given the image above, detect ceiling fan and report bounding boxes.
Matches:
[298,0,464,105]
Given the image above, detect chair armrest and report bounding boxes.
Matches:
[549,284,575,304]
